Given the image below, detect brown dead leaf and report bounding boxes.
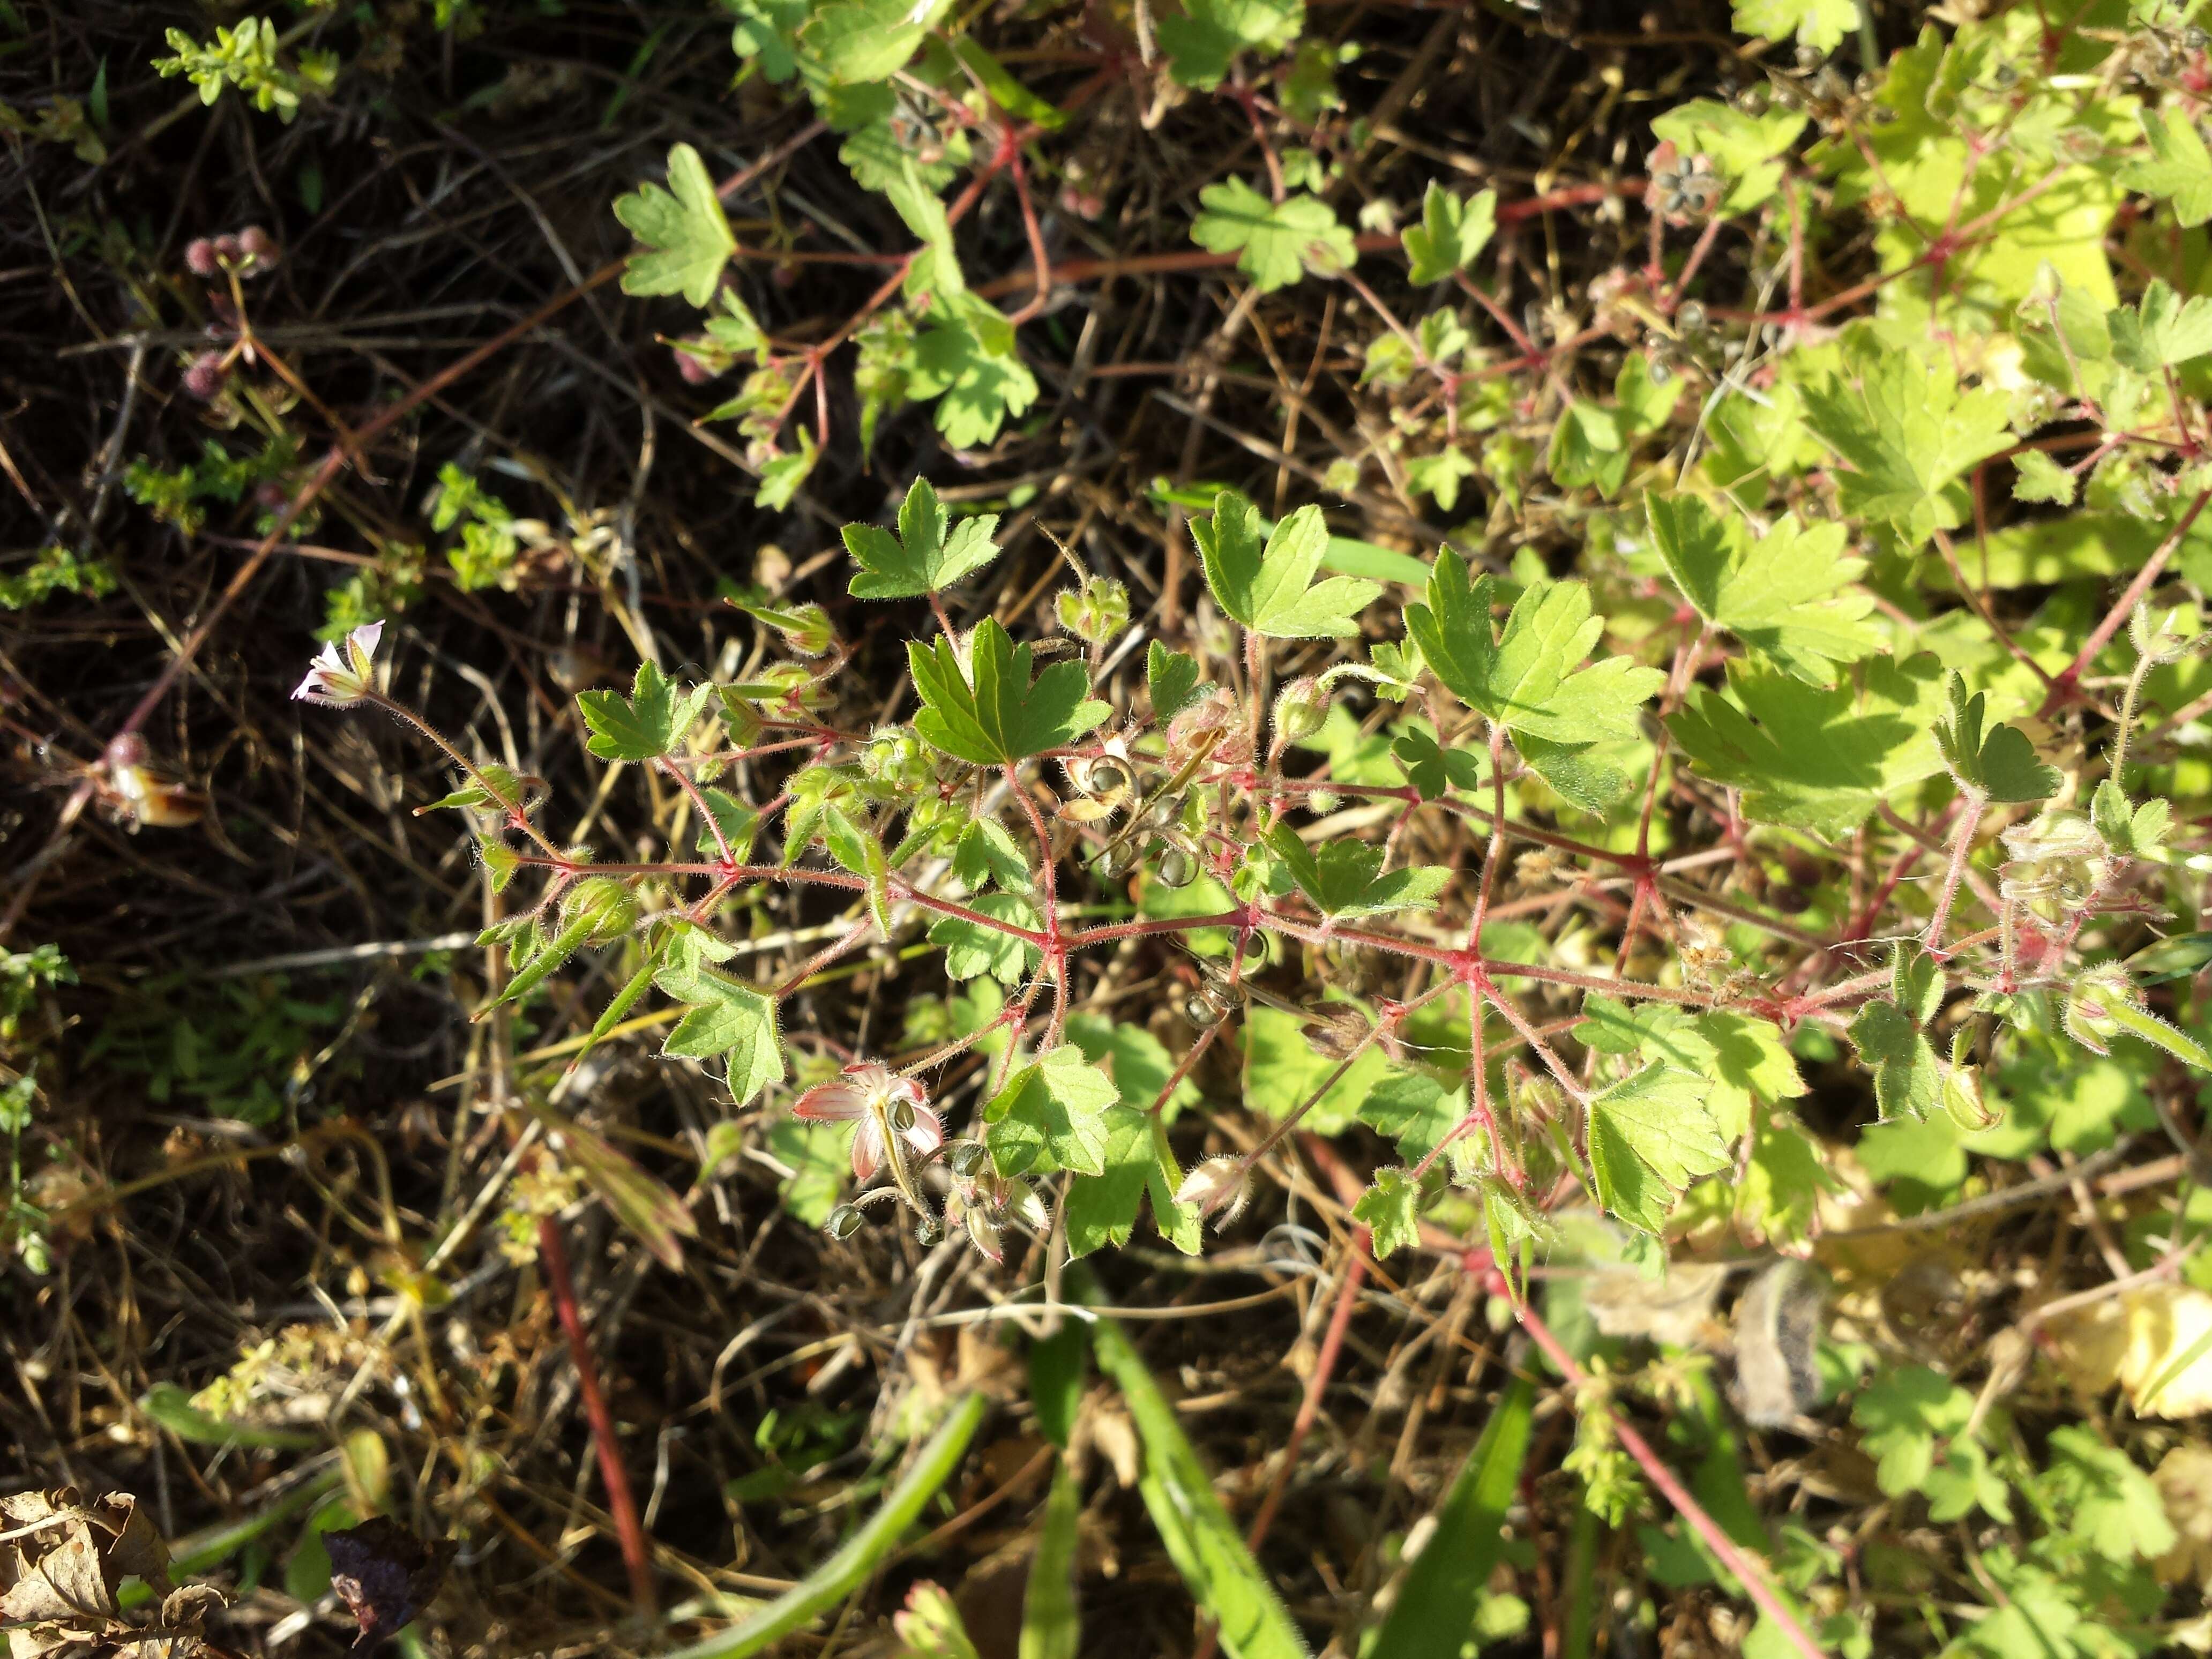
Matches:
[0,1489,183,1659]
[1583,1260,1729,1345]
[1735,1260,1827,1428]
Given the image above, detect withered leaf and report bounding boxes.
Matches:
[1734,1259,1827,1428]
[323,1518,456,1651]
[1,1488,176,1659]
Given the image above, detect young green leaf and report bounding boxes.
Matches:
[613,142,737,308]
[1389,727,1482,801]
[1190,179,1357,294]
[953,819,1030,891]
[1062,1015,1202,1257]
[2093,779,2171,858]
[1666,652,1946,839]
[2120,107,2212,228]
[929,893,1043,984]
[653,929,784,1107]
[1933,671,2059,803]
[1193,491,1380,639]
[1401,182,1497,285]
[577,661,713,761]
[1404,550,1662,806]
[1147,640,1204,721]
[984,1045,1121,1178]
[1799,330,2013,545]
[1353,1167,1425,1257]
[1851,1366,2007,1523]
[844,477,1003,600]
[1154,0,1304,90]
[2011,450,2077,506]
[1730,0,1856,53]
[801,0,923,84]
[910,294,1038,446]
[2037,1427,2176,1565]
[819,804,893,936]
[908,618,1110,766]
[1847,1000,1939,1120]
[1645,494,1880,685]
[1260,823,1448,918]
[2108,277,2212,372]
[1584,1062,1731,1234]
[756,431,818,512]
[1064,1103,1202,1257]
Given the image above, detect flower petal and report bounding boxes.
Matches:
[850,1118,885,1183]
[791,1081,864,1122]
[899,1105,944,1157]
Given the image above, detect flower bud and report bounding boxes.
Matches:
[1174,1155,1252,1223]
[564,876,640,943]
[235,226,281,274]
[1272,677,1329,746]
[183,352,228,401]
[184,237,221,278]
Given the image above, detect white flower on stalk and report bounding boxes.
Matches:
[790,1062,941,1182]
[292,621,384,707]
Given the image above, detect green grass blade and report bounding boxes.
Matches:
[1560,1485,1603,1659]
[654,1390,989,1659]
[1371,1376,1535,1659]
[1082,1284,1312,1659]
[140,1382,323,1449]
[1018,1460,1081,1659]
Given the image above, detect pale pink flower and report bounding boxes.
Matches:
[791,1063,940,1182]
[292,621,384,707]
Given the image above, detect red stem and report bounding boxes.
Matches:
[537,1215,657,1621]
[1514,1294,1827,1659]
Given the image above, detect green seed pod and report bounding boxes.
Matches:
[946,1140,990,1180]
[825,1204,865,1240]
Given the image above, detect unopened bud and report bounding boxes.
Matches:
[1056,576,1131,645]
[235,226,281,273]
[184,237,221,278]
[183,352,228,401]
[564,876,640,942]
[1174,1155,1252,1223]
[1272,677,1329,746]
